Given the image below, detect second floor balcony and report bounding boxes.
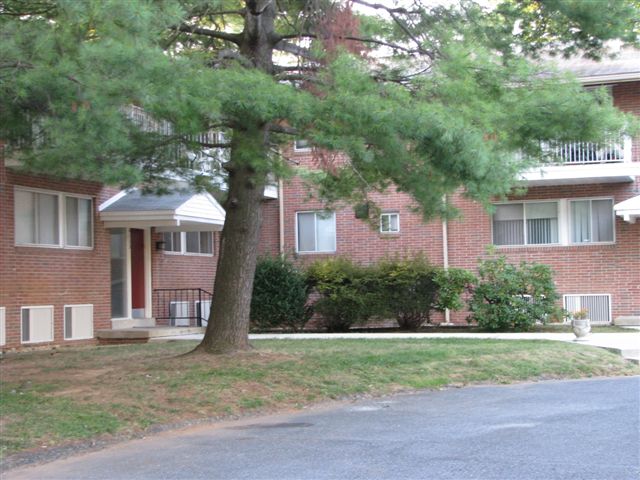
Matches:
[522,136,639,186]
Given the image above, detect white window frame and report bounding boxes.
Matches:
[492,200,560,247]
[64,304,94,340]
[380,212,400,234]
[492,197,616,248]
[294,139,312,152]
[295,211,337,254]
[568,197,616,245]
[162,231,214,257]
[20,305,54,344]
[14,186,94,250]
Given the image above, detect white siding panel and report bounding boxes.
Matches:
[176,194,225,222]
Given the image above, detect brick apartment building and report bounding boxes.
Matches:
[282,52,640,325]
[1,51,638,350]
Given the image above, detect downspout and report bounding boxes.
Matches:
[278,179,285,255]
[442,195,452,325]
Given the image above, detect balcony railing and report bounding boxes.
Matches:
[544,136,631,165]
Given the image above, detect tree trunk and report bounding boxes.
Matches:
[194,0,277,354]
[196,128,267,353]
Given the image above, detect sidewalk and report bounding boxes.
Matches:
[155,330,640,363]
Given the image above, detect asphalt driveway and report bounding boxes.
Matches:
[5,376,639,480]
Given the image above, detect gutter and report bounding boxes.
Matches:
[442,195,452,325]
[278,179,285,254]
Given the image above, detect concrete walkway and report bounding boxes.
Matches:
[155,330,640,363]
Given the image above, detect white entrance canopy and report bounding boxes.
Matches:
[99,189,225,231]
[614,195,640,224]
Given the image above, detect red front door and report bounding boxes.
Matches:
[130,229,145,317]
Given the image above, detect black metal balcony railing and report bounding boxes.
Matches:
[153,288,213,327]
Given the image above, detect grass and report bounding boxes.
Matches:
[1,339,638,457]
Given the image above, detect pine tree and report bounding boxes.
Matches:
[1,0,638,352]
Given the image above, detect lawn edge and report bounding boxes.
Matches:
[2,373,639,472]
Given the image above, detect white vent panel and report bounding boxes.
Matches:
[564,294,611,324]
[64,305,94,340]
[21,306,54,343]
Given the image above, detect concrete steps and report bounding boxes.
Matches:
[96,327,205,344]
[614,316,640,327]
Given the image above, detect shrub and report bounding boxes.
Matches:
[375,257,438,330]
[433,267,477,312]
[250,255,312,332]
[376,257,475,330]
[468,256,560,331]
[306,258,376,332]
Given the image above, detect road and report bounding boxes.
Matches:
[5,376,639,480]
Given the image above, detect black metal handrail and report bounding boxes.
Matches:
[153,288,213,327]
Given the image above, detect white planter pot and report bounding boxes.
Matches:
[572,318,591,341]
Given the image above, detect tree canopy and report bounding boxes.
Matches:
[1,0,638,352]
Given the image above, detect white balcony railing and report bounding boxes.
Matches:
[544,136,631,165]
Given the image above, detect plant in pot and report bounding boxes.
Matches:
[571,308,591,340]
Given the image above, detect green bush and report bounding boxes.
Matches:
[250,255,312,332]
[375,257,437,330]
[434,268,477,313]
[468,256,560,331]
[376,257,475,330]
[306,258,376,332]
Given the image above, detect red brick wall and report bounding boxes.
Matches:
[259,199,280,255]
[150,231,219,293]
[0,157,120,349]
[447,181,640,322]
[150,230,219,326]
[280,149,445,266]
[273,81,640,325]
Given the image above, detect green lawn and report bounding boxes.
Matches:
[1,339,638,457]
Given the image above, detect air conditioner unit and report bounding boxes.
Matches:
[564,294,612,324]
[169,301,190,327]
[195,300,212,327]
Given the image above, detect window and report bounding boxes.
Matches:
[21,306,54,344]
[64,305,94,340]
[570,199,614,243]
[380,212,400,233]
[65,197,92,247]
[186,232,213,254]
[162,232,213,255]
[297,211,336,253]
[110,229,128,319]
[162,232,182,253]
[15,189,59,245]
[294,139,311,151]
[493,202,558,246]
[14,188,93,248]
